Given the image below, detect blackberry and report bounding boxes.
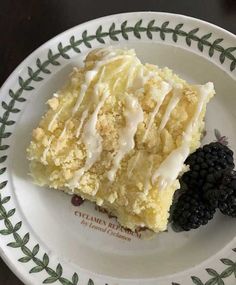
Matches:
[182,142,234,190]
[218,171,236,217]
[172,190,215,231]
[202,171,225,208]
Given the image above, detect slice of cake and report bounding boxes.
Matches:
[27,47,215,232]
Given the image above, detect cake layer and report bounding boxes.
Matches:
[27,47,215,232]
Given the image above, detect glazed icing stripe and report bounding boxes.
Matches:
[127,81,171,178]
[75,109,89,138]
[75,66,106,138]
[48,107,63,132]
[42,136,54,164]
[107,95,144,182]
[72,54,133,115]
[69,85,110,187]
[158,85,182,132]
[143,82,172,141]
[152,82,214,187]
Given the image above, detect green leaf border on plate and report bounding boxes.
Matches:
[0,19,235,285]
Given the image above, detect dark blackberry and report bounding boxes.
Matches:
[172,190,215,231]
[182,142,234,190]
[201,171,225,208]
[218,171,236,217]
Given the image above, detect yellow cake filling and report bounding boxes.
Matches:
[27,47,215,232]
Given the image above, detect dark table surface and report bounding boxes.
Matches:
[0,0,236,284]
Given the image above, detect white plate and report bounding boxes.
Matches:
[0,12,235,285]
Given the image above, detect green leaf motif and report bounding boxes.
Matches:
[18,256,31,263]
[205,277,218,285]
[22,233,30,245]
[13,232,22,244]
[206,268,219,277]
[33,257,44,267]
[82,30,92,48]
[133,21,142,39]
[32,244,40,256]
[56,263,63,277]
[30,266,44,273]
[43,276,59,284]
[96,25,106,43]
[13,221,22,232]
[7,242,21,248]
[43,253,49,266]
[7,208,15,218]
[58,43,71,59]
[87,279,94,285]
[0,229,11,235]
[72,273,79,285]
[46,267,58,277]
[186,36,192,46]
[220,267,234,278]
[0,132,11,138]
[59,277,73,285]
[121,21,129,40]
[191,276,204,285]
[0,145,9,151]
[1,196,10,203]
[4,218,13,231]
[230,60,236,71]
[22,245,33,257]
[0,181,8,189]
[220,258,234,266]
[198,41,204,52]
[219,53,226,64]
[0,156,7,164]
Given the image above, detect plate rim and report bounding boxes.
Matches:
[0,11,235,285]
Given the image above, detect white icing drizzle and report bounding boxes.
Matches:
[126,61,139,89]
[48,107,63,132]
[69,84,110,186]
[42,136,54,164]
[75,109,89,138]
[183,82,214,141]
[127,81,171,178]
[152,82,214,188]
[143,82,172,141]
[113,78,121,91]
[127,152,141,178]
[59,51,133,141]
[58,120,69,140]
[113,61,130,76]
[72,54,132,116]
[144,160,153,194]
[152,143,189,187]
[74,67,107,138]
[107,96,144,182]
[158,85,182,132]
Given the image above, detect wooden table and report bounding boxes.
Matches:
[0,0,235,284]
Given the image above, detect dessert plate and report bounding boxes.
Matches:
[0,12,235,285]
